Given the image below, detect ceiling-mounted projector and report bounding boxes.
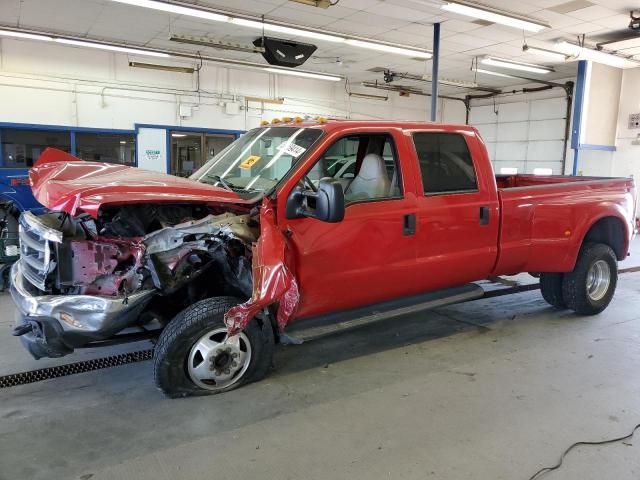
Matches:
[253,37,317,68]
[630,11,640,31]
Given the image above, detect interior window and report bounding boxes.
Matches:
[306,133,402,203]
[0,129,71,168]
[413,132,477,194]
[76,132,136,166]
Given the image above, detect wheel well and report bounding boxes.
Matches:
[583,217,626,260]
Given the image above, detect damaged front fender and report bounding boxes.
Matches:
[224,199,299,336]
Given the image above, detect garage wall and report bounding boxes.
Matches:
[468,86,570,175]
[0,38,462,132]
[611,67,640,181]
[582,63,622,147]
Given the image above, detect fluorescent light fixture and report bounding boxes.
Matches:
[533,167,552,175]
[522,44,569,61]
[107,0,432,58]
[474,68,519,79]
[289,0,333,8]
[55,38,169,57]
[264,67,341,81]
[172,133,187,137]
[555,41,640,69]
[129,61,194,73]
[481,56,553,74]
[119,140,127,144]
[349,92,388,101]
[230,18,342,43]
[441,1,549,32]
[422,74,478,88]
[0,29,53,41]
[170,34,265,53]
[599,36,640,56]
[500,167,518,174]
[345,39,431,58]
[109,0,229,22]
[245,96,285,104]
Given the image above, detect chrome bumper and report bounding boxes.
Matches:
[10,260,155,358]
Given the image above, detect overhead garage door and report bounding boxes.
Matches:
[469,97,568,175]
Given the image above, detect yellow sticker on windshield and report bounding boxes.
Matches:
[240,155,261,169]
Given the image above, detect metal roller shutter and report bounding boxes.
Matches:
[469,97,568,175]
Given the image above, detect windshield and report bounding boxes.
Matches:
[190,127,323,192]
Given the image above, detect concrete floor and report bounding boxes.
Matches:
[2,245,640,480]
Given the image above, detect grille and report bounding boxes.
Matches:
[18,212,62,291]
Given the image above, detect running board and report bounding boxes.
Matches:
[286,284,484,342]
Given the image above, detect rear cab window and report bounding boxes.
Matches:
[412,132,478,194]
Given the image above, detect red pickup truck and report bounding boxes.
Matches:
[11,120,636,397]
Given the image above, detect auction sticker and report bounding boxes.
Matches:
[240,155,261,169]
[278,143,306,158]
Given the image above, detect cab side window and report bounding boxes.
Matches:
[413,133,477,194]
[307,134,402,203]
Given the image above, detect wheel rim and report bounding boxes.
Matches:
[187,328,252,391]
[586,259,611,302]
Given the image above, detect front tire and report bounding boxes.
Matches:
[562,243,617,315]
[153,296,275,398]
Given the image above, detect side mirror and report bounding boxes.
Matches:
[286,178,345,223]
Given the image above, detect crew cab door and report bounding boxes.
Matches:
[409,130,499,290]
[277,128,420,320]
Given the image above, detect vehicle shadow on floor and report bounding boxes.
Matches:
[270,293,551,378]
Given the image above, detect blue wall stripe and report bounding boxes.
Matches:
[578,143,616,152]
[0,122,135,134]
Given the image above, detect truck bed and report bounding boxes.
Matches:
[492,174,636,276]
[495,173,628,189]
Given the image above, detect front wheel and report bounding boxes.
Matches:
[562,243,618,315]
[153,297,275,398]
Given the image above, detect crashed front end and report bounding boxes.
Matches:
[11,205,259,359]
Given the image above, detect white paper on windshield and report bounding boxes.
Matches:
[278,143,306,158]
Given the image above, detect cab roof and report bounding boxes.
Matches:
[259,118,477,134]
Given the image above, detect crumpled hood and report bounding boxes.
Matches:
[30,148,255,217]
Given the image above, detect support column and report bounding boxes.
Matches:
[431,22,440,122]
[70,131,77,157]
[570,60,588,175]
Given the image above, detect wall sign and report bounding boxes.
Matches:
[137,128,167,173]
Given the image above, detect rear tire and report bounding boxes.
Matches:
[153,296,275,398]
[562,242,617,316]
[540,273,566,308]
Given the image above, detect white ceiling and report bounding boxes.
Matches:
[0,0,636,94]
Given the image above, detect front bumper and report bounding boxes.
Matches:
[10,260,155,359]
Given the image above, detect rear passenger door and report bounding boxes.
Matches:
[411,131,499,290]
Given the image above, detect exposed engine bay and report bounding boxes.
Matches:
[12,199,304,360]
[22,203,259,304]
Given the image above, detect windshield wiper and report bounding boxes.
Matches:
[206,175,238,192]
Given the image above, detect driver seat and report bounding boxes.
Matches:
[345,153,390,200]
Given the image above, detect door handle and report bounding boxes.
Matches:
[479,206,490,225]
[403,213,416,236]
